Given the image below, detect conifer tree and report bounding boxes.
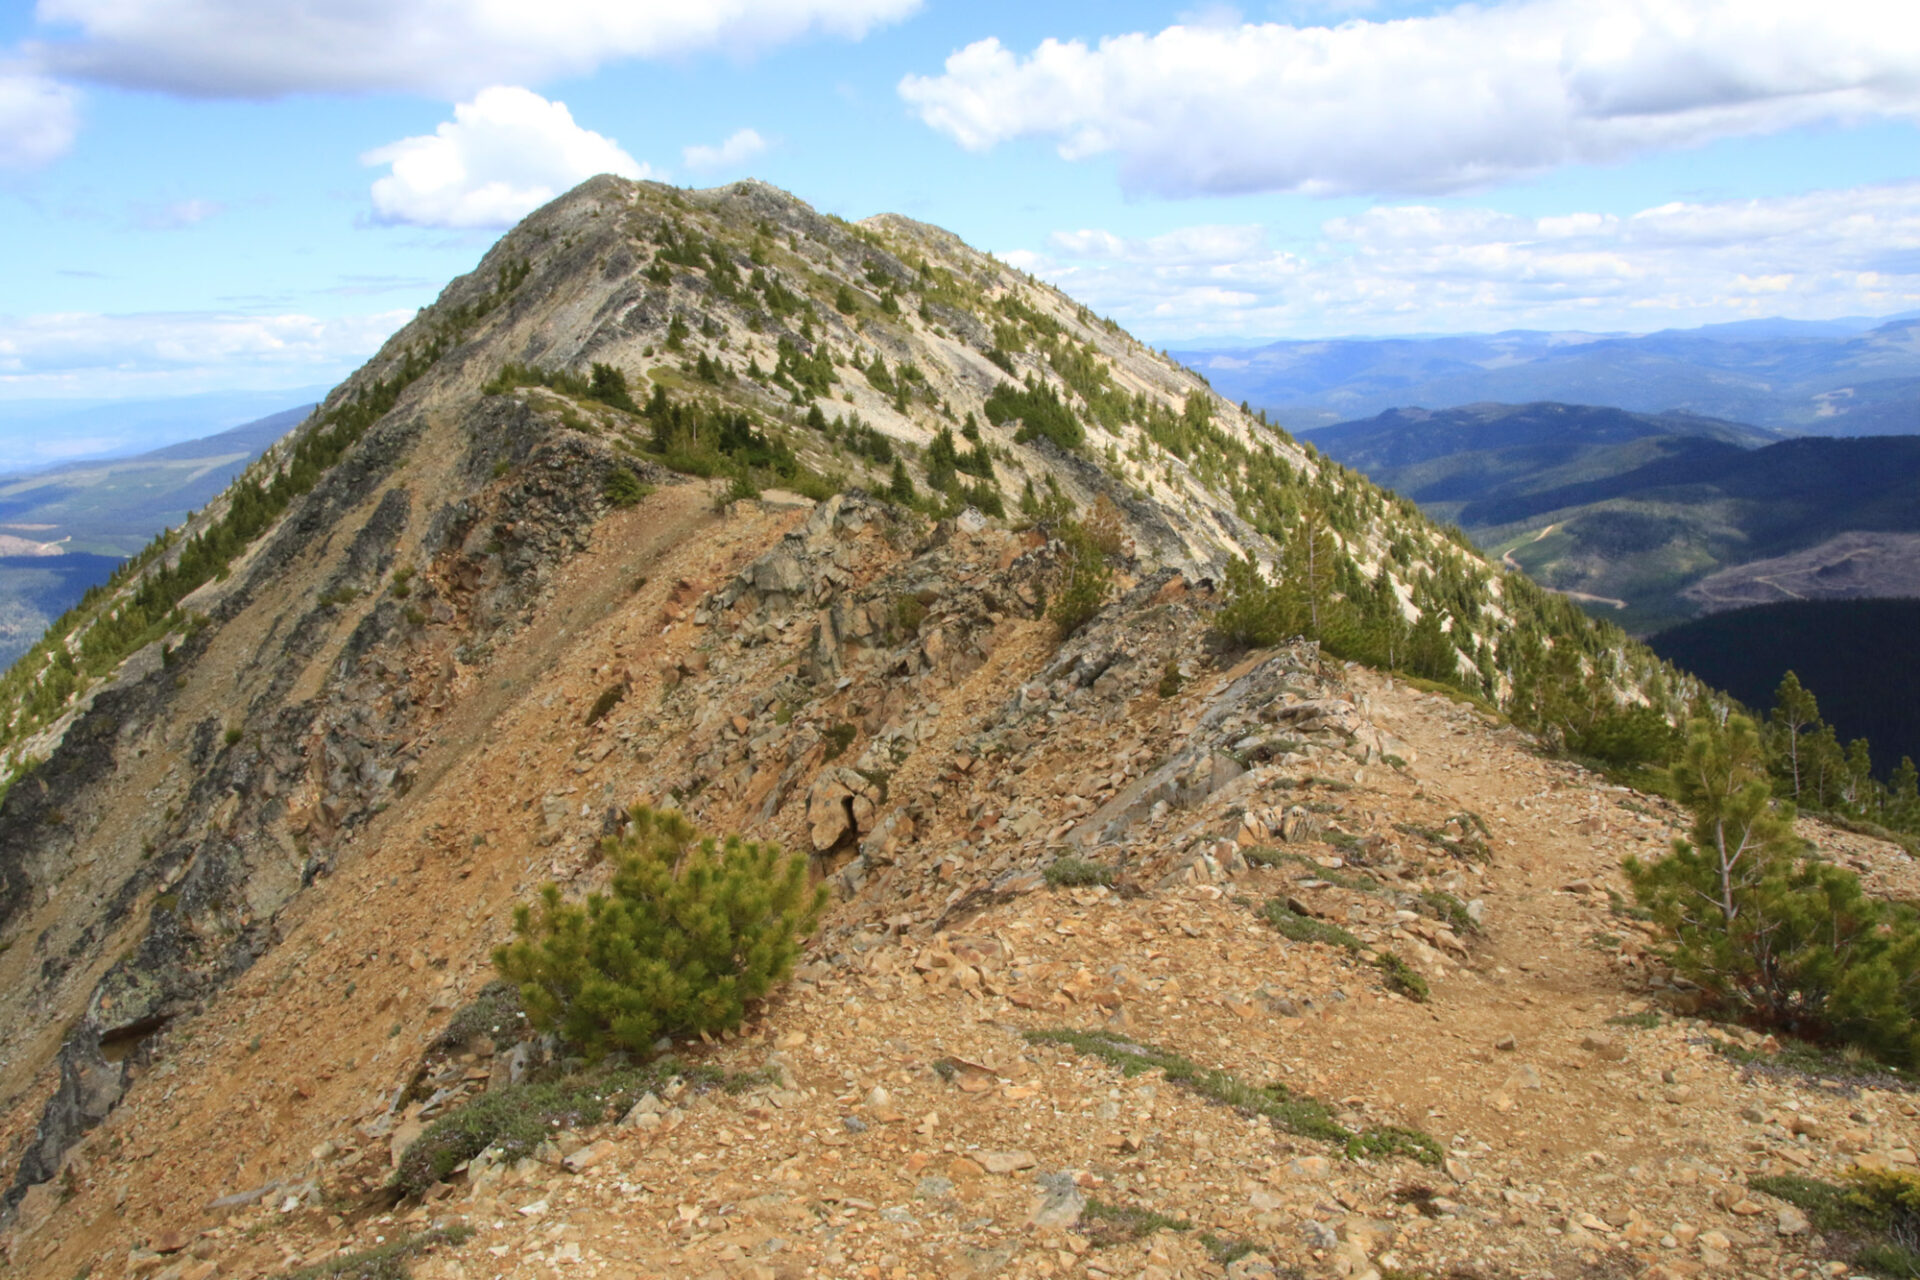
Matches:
[888,458,915,504]
[494,808,826,1059]
[1770,671,1821,800]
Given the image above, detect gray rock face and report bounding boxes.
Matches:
[0,389,632,1219]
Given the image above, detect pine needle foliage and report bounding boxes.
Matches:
[494,807,826,1059]
[1628,715,1920,1065]
[1047,499,1122,637]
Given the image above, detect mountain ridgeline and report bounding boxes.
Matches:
[0,177,1710,1220]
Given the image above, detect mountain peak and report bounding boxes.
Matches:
[0,178,1722,1273]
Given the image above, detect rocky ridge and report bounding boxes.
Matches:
[2,482,1916,1280]
[0,177,1899,1280]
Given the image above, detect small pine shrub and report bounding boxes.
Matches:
[892,594,927,636]
[1375,952,1431,1002]
[1048,506,1117,638]
[1044,856,1114,888]
[1628,715,1920,1065]
[492,807,826,1060]
[822,723,857,760]
[1157,659,1183,699]
[605,467,652,509]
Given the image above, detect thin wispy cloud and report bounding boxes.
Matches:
[0,308,410,395]
[31,0,924,98]
[129,197,225,230]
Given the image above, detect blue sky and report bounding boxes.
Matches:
[2,0,1917,412]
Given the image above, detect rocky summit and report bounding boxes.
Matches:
[0,177,1913,1280]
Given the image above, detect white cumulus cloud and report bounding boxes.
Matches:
[0,68,80,169]
[364,87,653,230]
[683,128,770,172]
[32,0,923,98]
[900,0,1920,197]
[1013,182,1920,339]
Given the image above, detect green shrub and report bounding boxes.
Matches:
[433,979,526,1052]
[586,682,627,725]
[985,380,1082,453]
[892,594,927,636]
[1156,659,1183,699]
[1627,715,1920,1065]
[1414,889,1479,935]
[1345,1125,1442,1166]
[1260,900,1364,952]
[1048,498,1122,637]
[1752,1169,1920,1278]
[1044,856,1114,888]
[391,1057,764,1198]
[605,467,652,508]
[821,723,857,760]
[1375,952,1430,1002]
[277,1225,473,1280]
[492,807,826,1060]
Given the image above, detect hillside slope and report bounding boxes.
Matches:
[0,405,313,671]
[1650,597,1920,772]
[0,177,1866,1280]
[1309,403,1920,632]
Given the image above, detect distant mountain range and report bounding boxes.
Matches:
[0,404,311,669]
[1174,314,1920,435]
[1306,401,1920,633]
[0,386,330,474]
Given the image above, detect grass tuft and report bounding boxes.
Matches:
[1080,1198,1193,1247]
[1751,1170,1920,1278]
[1023,1027,1439,1167]
[275,1226,473,1280]
[391,1058,771,1197]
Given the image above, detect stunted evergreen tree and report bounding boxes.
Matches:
[1770,670,1821,801]
[887,458,915,504]
[1283,502,1340,636]
[1627,716,1920,1061]
[494,808,825,1059]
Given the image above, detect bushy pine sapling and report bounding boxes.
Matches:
[1627,715,1920,1063]
[494,807,826,1059]
[1048,497,1124,638]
